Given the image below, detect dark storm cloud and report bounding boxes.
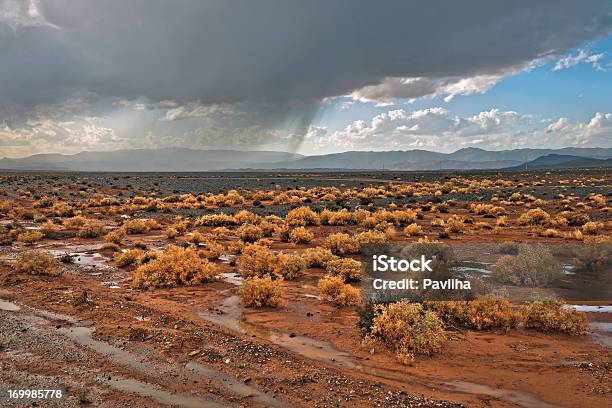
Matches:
[1,0,611,107]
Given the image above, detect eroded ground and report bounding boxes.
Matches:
[0,170,610,407]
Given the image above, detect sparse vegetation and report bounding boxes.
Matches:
[493,244,563,286]
[521,299,587,335]
[132,245,218,289]
[368,300,446,363]
[15,250,62,276]
[317,274,361,306]
[239,275,285,308]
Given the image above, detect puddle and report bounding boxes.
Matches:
[185,362,286,408]
[71,252,110,269]
[442,380,563,408]
[589,322,612,348]
[451,266,491,275]
[199,296,245,334]
[565,305,612,313]
[63,326,287,407]
[0,299,20,311]
[221,272,243,286]
[198,296,356,369]
[102,376,224,408]
[562,265,575,275]
[101,282,121,289]
[303,293,321,300]
[451,261,492,275]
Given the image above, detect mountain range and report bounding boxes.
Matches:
[1,147,611,172]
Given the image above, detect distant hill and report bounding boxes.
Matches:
[0,148,303,171]
[254,147,612,170]
[1,147,611,171]
[509,154,612,169]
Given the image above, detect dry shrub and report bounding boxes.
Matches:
[521,300,586,334]
[239,243,277,278]
[496,216,508,227]
[200,240,224,260]
[63,216,88,229]
[105,227,126,244]
[17,230,44,244]
[302,247,339,268]
[426,299,521,331]
[557,210,590,227]
[258,220,279,237]
[400,240,455,265]
[444,215,464,233]
[76,219,106,238]
[165,227,178,239]
[114,249,142,267]
[582,221,604,235]
[122,219,150,234]
[40,220,62,238]
[238,224,264,243]
[493,244,563,286]
[325,258,362,282]
[190,231,207,244]
[325,233,360,256]
[234,210,261,225]
[369,301,445,363]
[15,250,62,276]
[196,213,238,227]
[517,208,550,226]
[288,226,314,244]
[285,206,320,226]
[132,245,218,290]
[317,274,361,306]
[404,223,423,237]
[239,275,285,308]
[356,230,387,245]
[572,243,611,272]
[539,228,560,238]
[274,252,306,279]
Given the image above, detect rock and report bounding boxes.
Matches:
[188,349,201,357]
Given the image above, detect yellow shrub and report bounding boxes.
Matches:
[285,206,320,226]
[132,245,218,290]
[404,223,423,237]
[63,216,88,229]
[273,252,306,279]
[239,275,285,308]
[17,230,44,244]
[239,243,277,278]
[196,213,239,226]
[76,220,106,238]
[325,233,360,256]
[201,240,224,260]
[15,250,62,276]
[302,247,339,268]
[234,210,261,225]
[105,227,127,244]
[426,299,521,331]
[286,226,312,244]
[582,221,604,235]
[238,224,264,243]
[521,300,586,335]
[356,230,387,245]
[122,219,150,234]
[325,258,362,282]
[40,220,62,238]
[190,231,207,244]
[517,208,550,226]
[114,249,142,267]
[317,274,361,306]
[165,227,178,239]
[370,301,445,363]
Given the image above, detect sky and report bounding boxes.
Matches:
[0,0,611,158]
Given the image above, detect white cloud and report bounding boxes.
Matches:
[315,108,611,153]
[553,49,606,71]
[0,0,59,30]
